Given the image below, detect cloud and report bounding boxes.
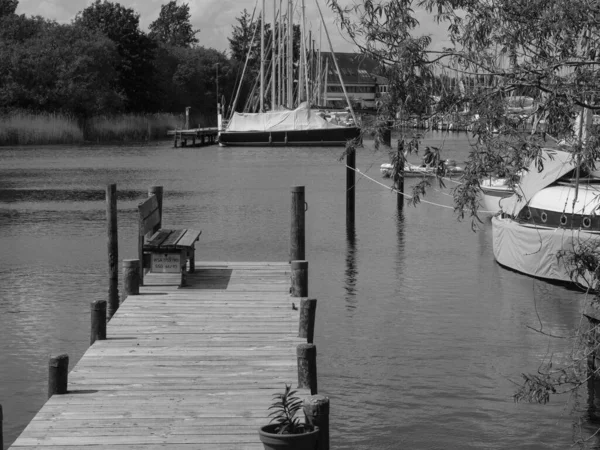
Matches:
[15,0,451,54]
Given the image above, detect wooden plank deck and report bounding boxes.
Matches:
[9,262,308,449]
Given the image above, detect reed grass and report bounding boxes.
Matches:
[0,112,83,145]
[0,111,214,146]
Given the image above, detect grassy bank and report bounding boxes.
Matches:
[0,111,213,146]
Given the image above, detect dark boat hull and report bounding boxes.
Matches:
[218,127,361,147]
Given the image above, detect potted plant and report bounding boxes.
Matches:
[258,384,319,450]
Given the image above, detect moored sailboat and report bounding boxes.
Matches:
[491,148,600,286]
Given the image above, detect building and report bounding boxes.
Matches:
[318,52,387,110]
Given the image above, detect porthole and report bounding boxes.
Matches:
[540,211,548,223]
[525,210,532,220]
[583,216,592,228]
[560,214,568,226]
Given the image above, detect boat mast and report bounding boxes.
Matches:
[314,0,357,123]
[298,0,306,103]
[278,0,283,107]
[260,0,265,112]
[271,0,276,110]
[287,0,293,108]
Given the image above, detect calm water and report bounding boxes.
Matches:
[0,133,596,448]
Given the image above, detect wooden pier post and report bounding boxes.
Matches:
[148,186,163,231]
[290,186,306,261]
[297,343,317,395]
[185,106,191,130]
[395,140,405,211]
[299,298,317,343]
[106,184,119,319]
[90,300,107,345]
[123,259,140,297]
[48,354,69,398]
[346,147,355,226]
[304,395,330,450]
[291,260,308,297]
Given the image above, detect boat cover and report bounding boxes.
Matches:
[492,215,598,286]
[226,104,350,132]
[500,149,576,216]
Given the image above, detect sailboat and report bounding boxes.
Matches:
[491,148,600,286]
[218,0,361,147]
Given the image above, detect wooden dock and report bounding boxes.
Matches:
[8,261,312,449]
[167,128,219,147]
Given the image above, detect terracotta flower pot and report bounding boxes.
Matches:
[258,423,319,450]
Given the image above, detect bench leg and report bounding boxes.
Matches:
[179,251,187,287]
[189,246,195,273]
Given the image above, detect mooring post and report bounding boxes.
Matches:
[48,354,69,398]
[106,184,119,319]
[123,259,140,297]
[185,106,191,130]
[395,139,405,211]
[297,343,317,395]
[299,298,317,344]
[291,260,308,297]
[382,119,392,147]
[346,147,356,226]
[148,186,163,232]
[304,395,330,450]
[290,186,306,262]
[90,300,107,346]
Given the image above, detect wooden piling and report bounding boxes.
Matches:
[148,186,163,232]
[299,298,317,343]
[290,186,306,261]
[395,140,405,211]
[346,147,355,226]
[123,259,140,296]
[48,354,69,398]
[291,260,308,297]
[297,343,317,395]
[90,300,107,346]
[304,395,330,450]
[106,184,119,319]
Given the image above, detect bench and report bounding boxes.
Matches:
[138,193,201,286]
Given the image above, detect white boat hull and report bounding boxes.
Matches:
[491,215,598,287]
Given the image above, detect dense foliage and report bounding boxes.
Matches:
[0,0,238,124]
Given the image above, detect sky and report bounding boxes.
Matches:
[15,0,452,55]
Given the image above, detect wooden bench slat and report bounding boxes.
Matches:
[139,196,159,221]
[159,229,188,249]
[145,229,174,249]
[176,229,202,248]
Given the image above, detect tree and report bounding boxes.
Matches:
[328,0,600,429]
[149,1,199,47]
[75,0,157,112]
[0,19,122,116]
[0,0,18,17]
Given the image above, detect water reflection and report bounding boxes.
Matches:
[344,221,357,310]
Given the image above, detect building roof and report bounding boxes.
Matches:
[321,52,380,85]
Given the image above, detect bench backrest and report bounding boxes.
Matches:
[138,195,161,237]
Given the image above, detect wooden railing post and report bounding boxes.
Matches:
[123,259,140,297]
[90,300,107,346]
[291,261,308,297]
[297,343,317,395]
[106,184,119,319]
[304,395,330,450]
[299,298,317,343]
[290,186,306,262]
[48,354,69,398]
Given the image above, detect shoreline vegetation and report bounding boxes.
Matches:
[0,111,212,146]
